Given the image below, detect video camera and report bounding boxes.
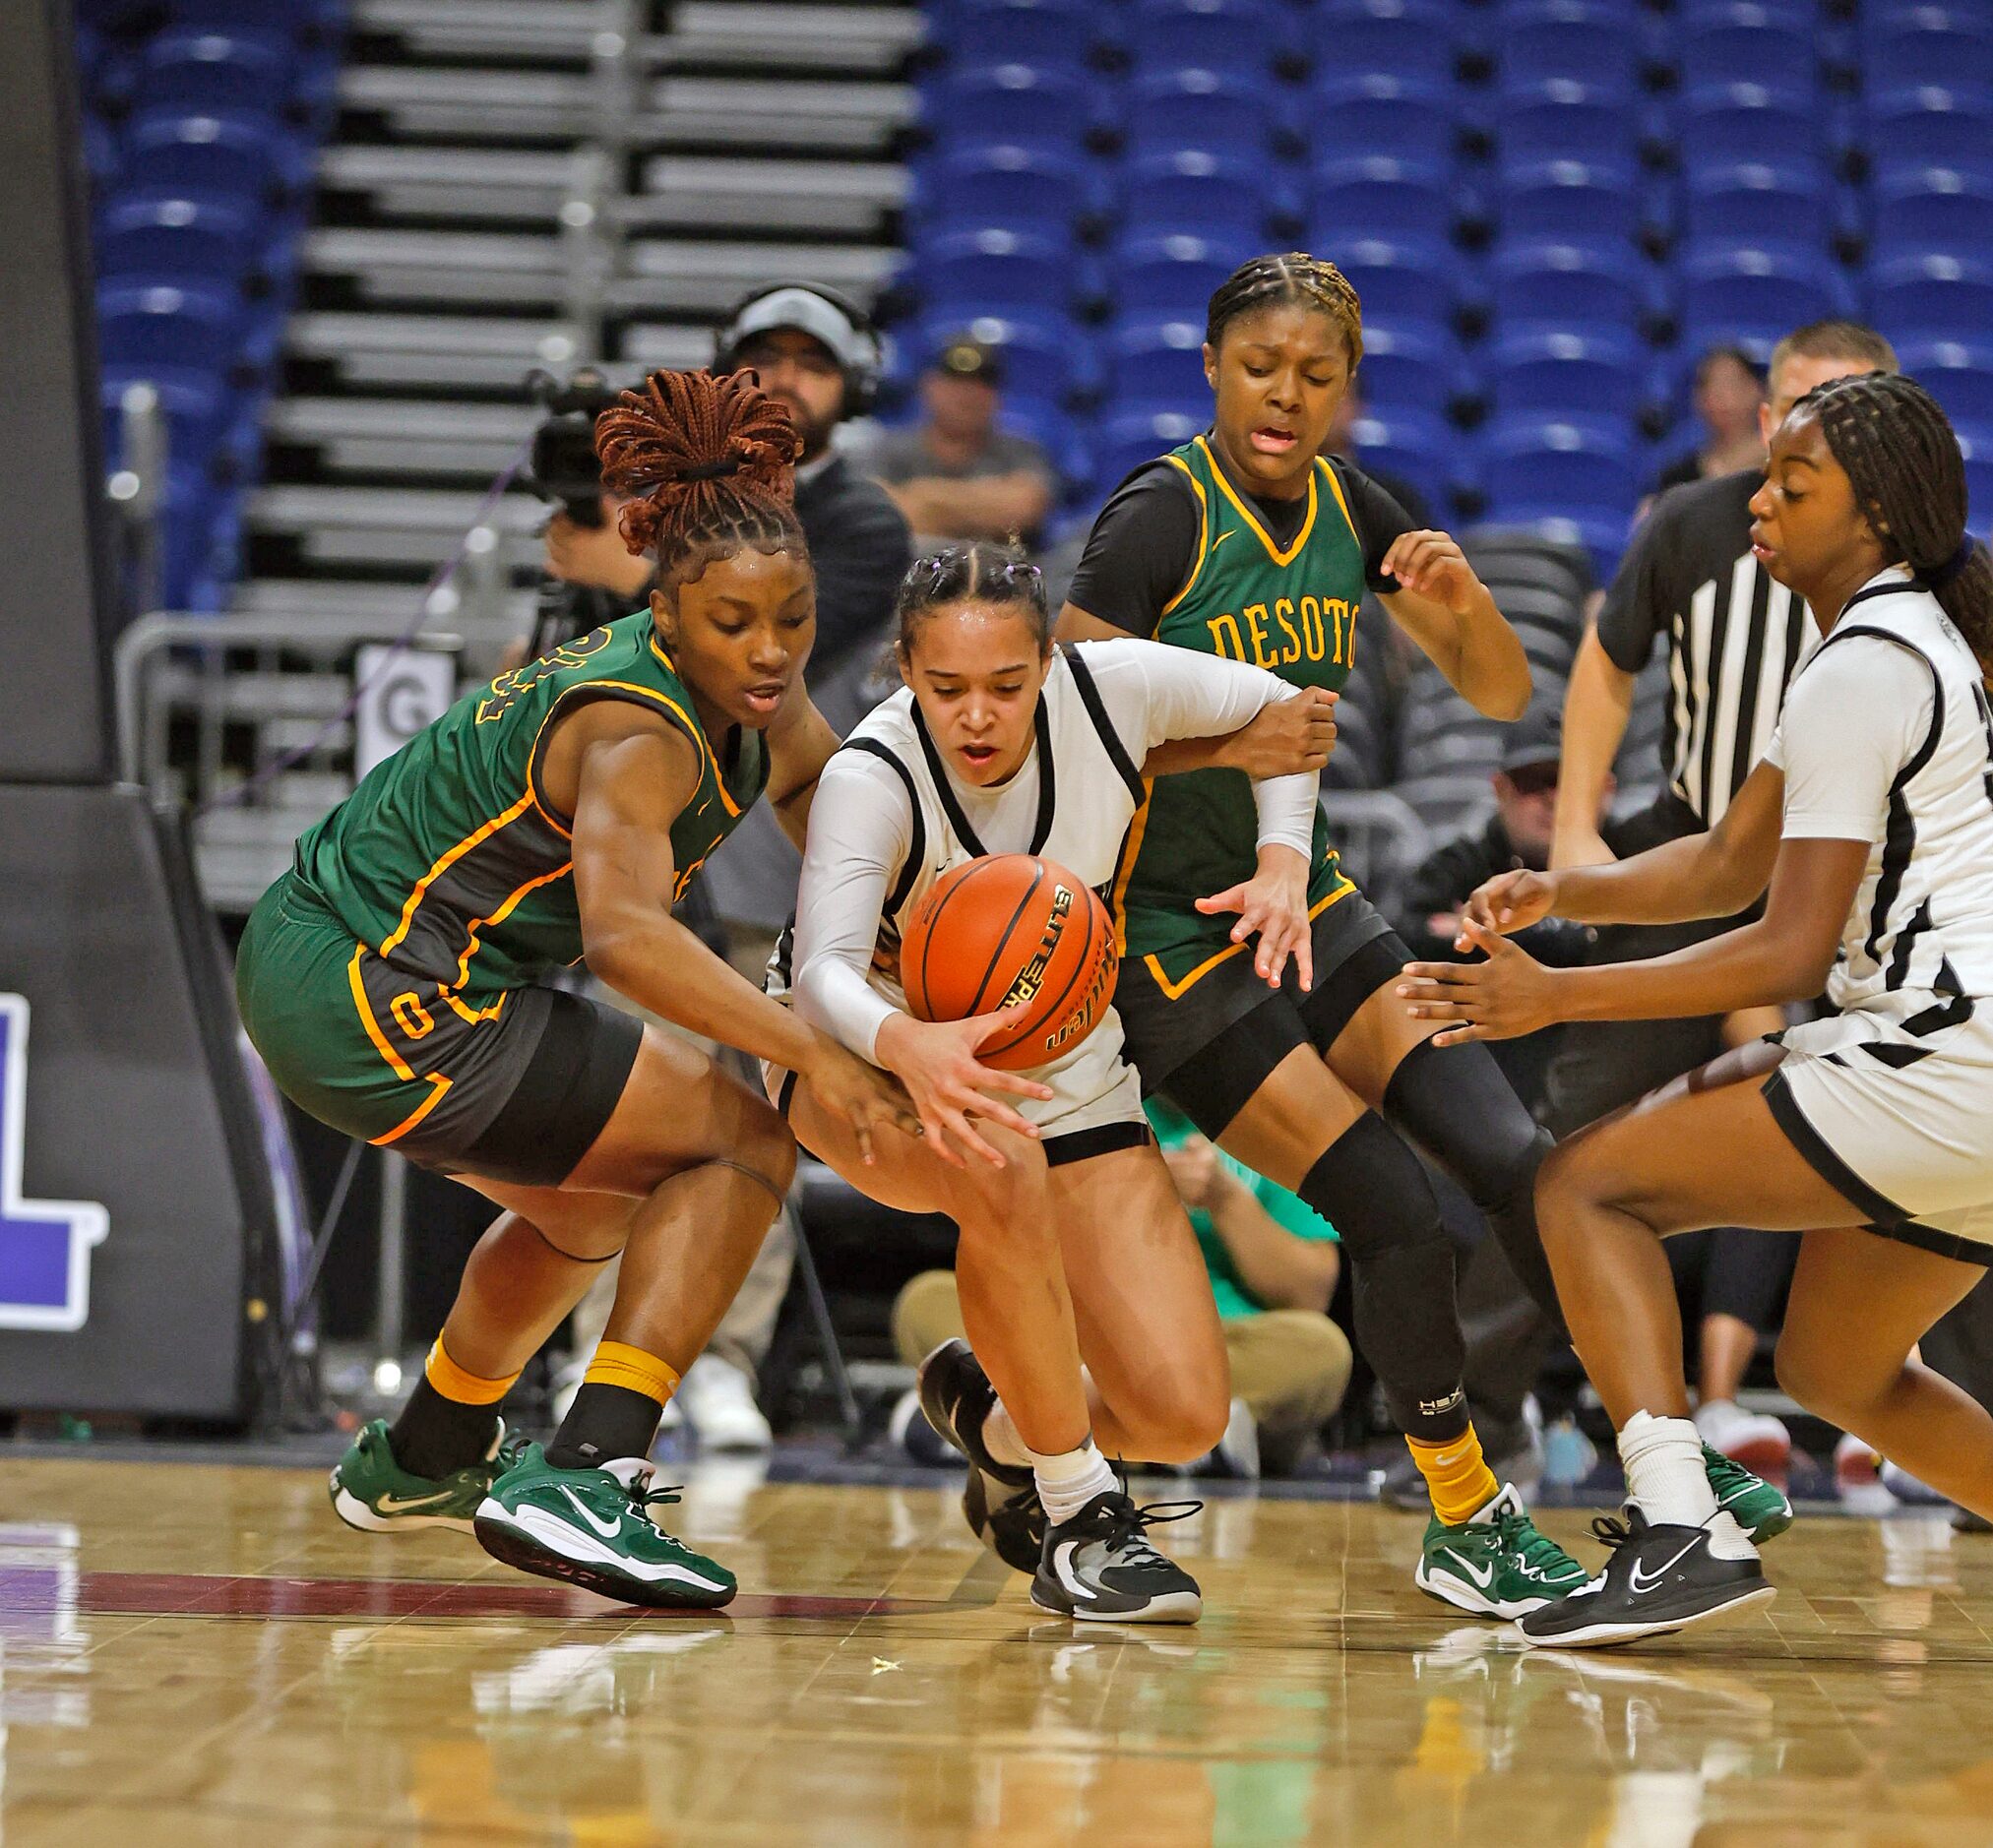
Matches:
[521,367,628,655]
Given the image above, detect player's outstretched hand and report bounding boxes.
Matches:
[874,1012,1055,1171]
[1396,916,1560,1045]
[1461,868,1558,942]
[800,1036,922,1166]
[1196,843,1313,991]
[1218,687,1338,778]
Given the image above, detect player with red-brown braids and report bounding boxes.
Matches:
[238,368,914,1606]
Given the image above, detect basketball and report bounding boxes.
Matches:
[898,853,1117,1071]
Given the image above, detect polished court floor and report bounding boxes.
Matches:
[3,1456,1992,1846]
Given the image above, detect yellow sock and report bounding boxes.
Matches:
[1407,1427,1500,1526]
[425,1335,520,1406]
[583,1340,680,1406]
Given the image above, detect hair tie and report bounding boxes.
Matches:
[680,455,743,481]
[1924,538,1979,589]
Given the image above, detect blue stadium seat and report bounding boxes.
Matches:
[1871,166,1993,261]
[1678,5,1816,95]
[1348,409,1454,511]
[1679,83,1824,165]
[1872,252,1993,341]
[1490,239,1654,330]
[928,65,1100,153]
[95,191,261,285]
[1900,339,1993,431]
[1127,0,1295,80]
[1115,233,1254,317]
[1481,415,1640,508]
[1313,0,1460,87]
[920,226,1073,317]
[1498,157,1645,244]
[1680,245,1856,351]
[1311,155,1454,247]
[916,143,1100,239]
[1097,406,1208,487]
[83,116,121,193]
[1682,162,1835,252]
[1488,328,1648,422]
[124,110,308,201]
[1352,322,1458,418]
[1314,75,1458,167]
[1126,68,1285,160]
[1957,423,1993,536]
[133,30,292,116]
[1495,1,1643,91]
[1327,238,1460,326]
[1869,87,1993,178]
[99,367,233,473]
[166,0,345,36]
[917,313,1092,403]
[1497,79,1643,165]
[930,0,1099,73]
[1123,150,1277,242]
[1865,9,1993,95]
[95,279,242,374]
[1108,318,1210,414]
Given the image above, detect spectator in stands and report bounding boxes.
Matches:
[1650,344,1768,499]
[542,284,911,685]
[859,335,1055,552]
[1322,375,1432,527]
[1547,319,1899,1469]
[891,1097,1352,1479]
[1398,704,1595,1113]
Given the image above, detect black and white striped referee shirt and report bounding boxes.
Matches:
[1598,468,1816,830]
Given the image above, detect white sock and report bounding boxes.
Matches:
[980,1399,1029,1470]
[1028,1438,1118,1524]
[1619,1410,1719,1528]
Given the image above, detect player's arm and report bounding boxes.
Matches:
[1182,1148,1341,1313]
[763,684,842,851]
[885,470,1053,542]
[564,706,916,1155]
[1398,832,1865,1043]
[1552,621,1635,870]
[1378,530,1532,721]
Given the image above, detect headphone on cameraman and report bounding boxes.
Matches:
[713,281,885,417]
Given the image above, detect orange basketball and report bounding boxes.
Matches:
[898,853,1118,1072]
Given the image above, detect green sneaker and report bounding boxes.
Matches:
[1704,1442,1793,1544]
[472,1443,736,1609]
[1414,1483,1590,1620]
[328,1418,524,1535]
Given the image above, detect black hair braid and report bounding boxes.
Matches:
[894,541,1050,653]
[1803,372,1993,677]
[1205,251,1364,363]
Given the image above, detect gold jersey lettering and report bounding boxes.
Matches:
[1243,602,1274,668]
[1298,594,1327,660]
[1272,596,1302,664]
[1206,613,1247,660]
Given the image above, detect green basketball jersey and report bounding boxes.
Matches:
[1111,435,1365,991]
[290,611,766,1002]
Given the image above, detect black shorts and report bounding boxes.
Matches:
[1115,890,1401,1139]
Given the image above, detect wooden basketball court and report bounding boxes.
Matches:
[4,1455,1992,1845]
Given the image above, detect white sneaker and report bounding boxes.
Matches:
[1835,1430,1881,1489]
[679,1355,772,1452]
[1881,1458,1949,1507]
[1694,1398,1791,1472]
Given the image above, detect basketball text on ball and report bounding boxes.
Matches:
[996,884,1074,1011]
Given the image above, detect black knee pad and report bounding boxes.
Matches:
[1382,1038,1563,1323]
[1297,1114,1468,1443]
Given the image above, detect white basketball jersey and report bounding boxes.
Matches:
[1796,579,1993,1039]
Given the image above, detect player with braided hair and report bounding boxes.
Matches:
[1401,374,1993,1645]
[239,367,915,1607]
[1058,250,1600,1620]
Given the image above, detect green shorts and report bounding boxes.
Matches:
[235,873,641,1186]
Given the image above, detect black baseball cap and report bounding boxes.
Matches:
[933,335,1003,387]
[1501,702,1563,776]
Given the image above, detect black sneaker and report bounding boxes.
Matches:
[1030,1489,1203,1625]
[916,1339,1044,1573]
[1517,1505,1775,1649]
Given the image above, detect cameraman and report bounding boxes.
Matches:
[540,284,910,684]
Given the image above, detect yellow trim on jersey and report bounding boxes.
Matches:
[449,861,576,992]
[1107,777,1155,956]
[650,637,745,817]
[1196,435,1317,568]
[378,793,536,958]
[1142,877,1356,1001]
[1317,455,1361,549]
[1159,455,1212,617]
[440,988,507,1028]
[527,675,718,838]
[347,945,455,1142]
